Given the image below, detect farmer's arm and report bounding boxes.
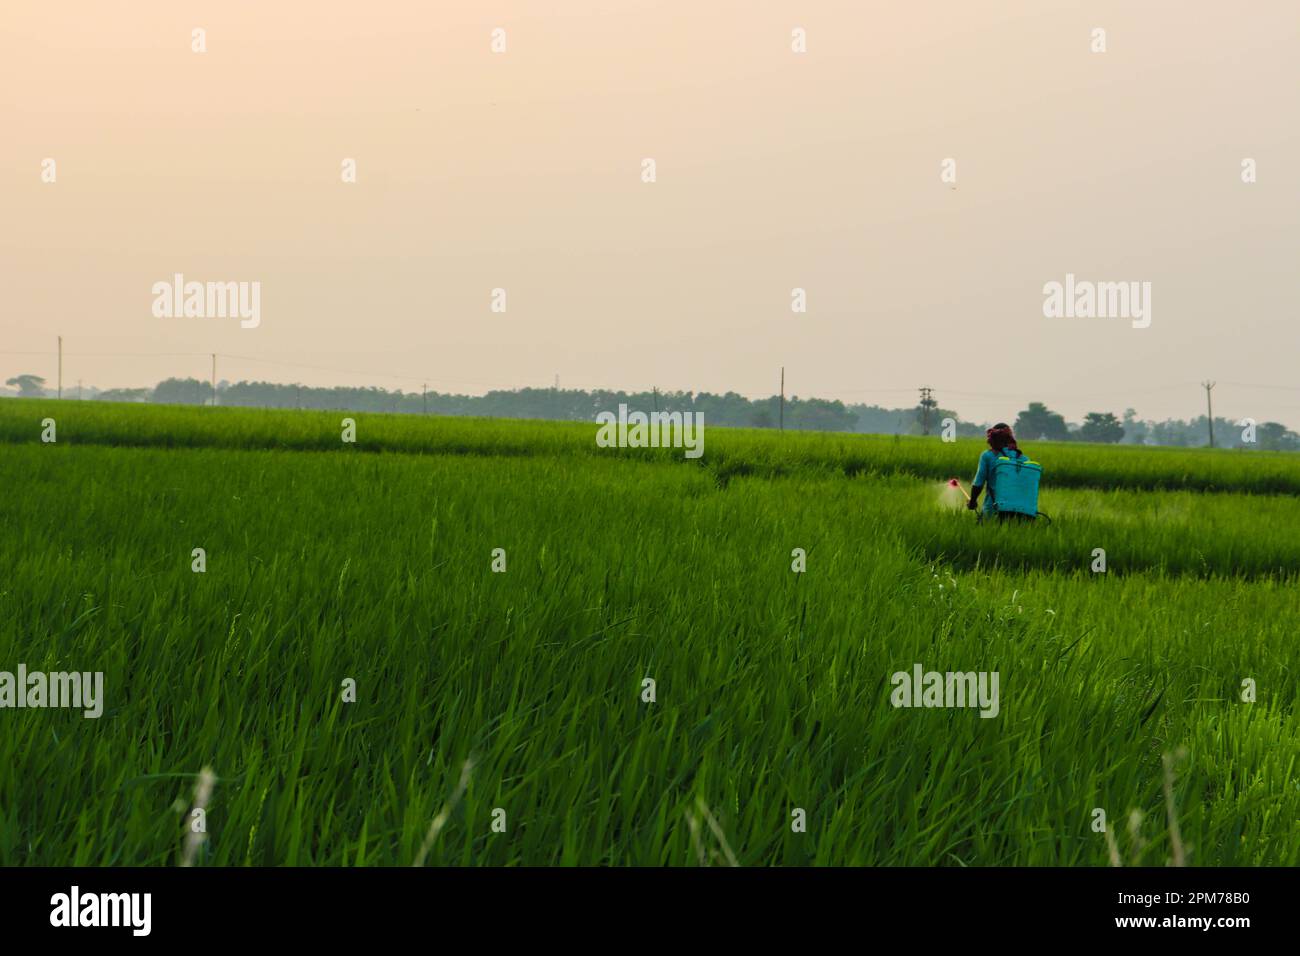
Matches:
[968,453,990,510]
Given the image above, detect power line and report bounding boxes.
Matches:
[0,350,210,357]
[1217,382,1300,392]
[779,367,785,433]
[918,386,937,436]
[1203,381,1216,448]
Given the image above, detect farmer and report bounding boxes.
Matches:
[967,423,1039,522]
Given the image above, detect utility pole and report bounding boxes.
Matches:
[779,367,785,433]
[211,354,217,407]
[422,383,428,415]
[57,336,63,399]
[918,386,937,436]
[652,385,659,413]
[1203,381,1216,448]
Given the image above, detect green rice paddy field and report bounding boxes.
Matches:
[1,400,1297,865]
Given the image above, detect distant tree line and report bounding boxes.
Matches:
[4,373,1297,449]
[1010,401,1299,450]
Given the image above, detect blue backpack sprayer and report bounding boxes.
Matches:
[949,455,1051,523]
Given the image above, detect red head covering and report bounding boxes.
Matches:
[986,423,1018,453]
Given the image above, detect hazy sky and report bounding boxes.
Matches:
[4,1,1298,424]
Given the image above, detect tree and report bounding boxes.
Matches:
[1013,402,1069,441]
[1257,422,1300,452]
[850,404,912,434]
[1078,411,1125,443]
[1121,408,1148,445]
[98,387,151,402]
[152,377,212,405]
[1148,419,1192,446]
[5,374,46,398]
[786,397,857,432]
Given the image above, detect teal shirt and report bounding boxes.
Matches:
[974,448,1024,515]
